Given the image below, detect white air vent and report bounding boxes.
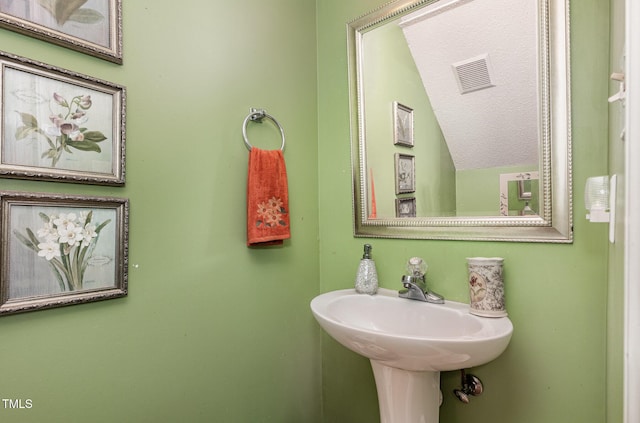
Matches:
[452,54,495,94]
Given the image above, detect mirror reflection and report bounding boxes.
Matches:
[349,0,573,241]
[362,0,539,218]
[499,172,539,216]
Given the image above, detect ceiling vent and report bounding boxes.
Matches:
[452,54,495,94]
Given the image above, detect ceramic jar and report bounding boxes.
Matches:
[466,257,507,317]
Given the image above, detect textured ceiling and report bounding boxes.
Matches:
[399,0,539,171]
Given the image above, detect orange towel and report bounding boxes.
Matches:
[247,147,290,246]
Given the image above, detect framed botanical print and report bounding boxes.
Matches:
[396,197,416,218]
[393,101,413,147]
[395,153,415,194]
[0,191,128,315]
[0,50,126,185]
[0,0,122,64]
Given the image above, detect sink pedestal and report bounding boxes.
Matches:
[371,360,441,423]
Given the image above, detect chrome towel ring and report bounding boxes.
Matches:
[242,108,285,151]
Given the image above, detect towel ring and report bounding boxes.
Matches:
[242,108,285,151]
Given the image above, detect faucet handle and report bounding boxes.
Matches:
[406,257,428,277]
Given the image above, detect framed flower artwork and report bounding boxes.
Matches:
[0,50,126,185]
[393,101,413,147]
[395,153,415,194]
[0,0,122,64]
[395,197,416,218]
[0,191,128,316]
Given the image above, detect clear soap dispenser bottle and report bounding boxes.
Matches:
[355,244,378,295]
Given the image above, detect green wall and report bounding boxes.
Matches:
[0,1,321,422]
[318,1,612,423]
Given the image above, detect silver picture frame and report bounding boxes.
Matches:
[0,0,123,64]
[396,197,416,217]
[393,101,413,147]
[0,191,128,316]
[0,50,126,185]
[395,153,415,194]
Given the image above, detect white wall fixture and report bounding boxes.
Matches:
[608,72,626,104]
[584,175,617,243]
[585,175,611,222]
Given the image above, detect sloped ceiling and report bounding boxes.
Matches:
[399,0,539,171]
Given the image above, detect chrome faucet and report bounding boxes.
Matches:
[398,258,445,304]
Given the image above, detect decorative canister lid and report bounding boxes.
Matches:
[467,257,504,264]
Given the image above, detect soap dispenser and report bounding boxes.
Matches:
[355,244,378,295]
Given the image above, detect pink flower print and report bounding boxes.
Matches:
[268,197,284,210]
[256,197,287,228]
[15,92,107,167]
[257,202,271,218]
[469,273,486,303]
[264,211,282,226]
[53,92,68,107]
[470,275,478,286]
[78,95,92,109]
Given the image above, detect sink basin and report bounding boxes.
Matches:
[310,288,512,372]
[311,288,513,423]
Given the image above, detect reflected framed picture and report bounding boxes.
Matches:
[0,50,126,185]
[0,191,128,316]
[395,153,415,194]
[0,0,122,64]
[499,171,539,216]
[396,197,416,218]
[393,101,413,147]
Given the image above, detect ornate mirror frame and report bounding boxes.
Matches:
[348,0,572,242]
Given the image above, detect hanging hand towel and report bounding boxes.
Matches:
[247,147,290,246]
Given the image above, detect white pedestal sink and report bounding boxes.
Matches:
[311,288,513,423]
